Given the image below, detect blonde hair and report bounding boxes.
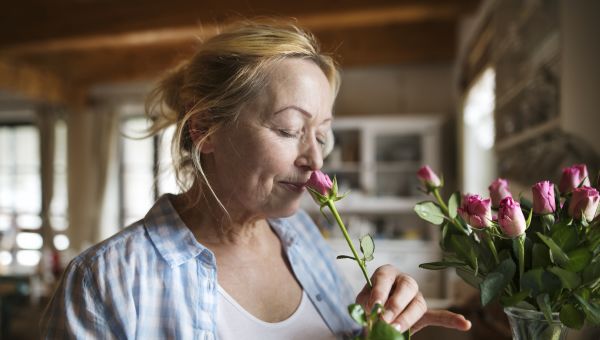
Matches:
[146,19,340,213]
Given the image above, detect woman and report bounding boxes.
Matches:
[41,20,471,339]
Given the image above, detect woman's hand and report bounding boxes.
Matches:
[355,265,471,333]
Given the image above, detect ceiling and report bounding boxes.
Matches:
[0,0,479,107]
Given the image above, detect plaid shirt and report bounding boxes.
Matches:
[41,194,359,339]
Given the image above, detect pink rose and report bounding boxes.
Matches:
[568,186,600,221]
[489,178,512,209]
[559,164,590,195]
[532,181,556,215]
[417,165,441,188]
[457,194,492,229]
[498,197,526,238]
[307,170,333,196]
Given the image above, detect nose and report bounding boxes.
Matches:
[295,133,323,171]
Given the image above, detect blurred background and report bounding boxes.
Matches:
[0,0,599,339]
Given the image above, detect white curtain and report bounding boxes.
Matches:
[66,106,118,252]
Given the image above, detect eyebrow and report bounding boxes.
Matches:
[273,105,333,123]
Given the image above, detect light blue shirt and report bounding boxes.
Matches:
[41,194,360,339]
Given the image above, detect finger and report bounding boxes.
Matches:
[366,265,398,311]
[410,309,472,334]
[381,275,420,323]
[389,292,427,332]
[355,283,371,309]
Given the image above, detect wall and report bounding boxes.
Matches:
[335,64,455,116]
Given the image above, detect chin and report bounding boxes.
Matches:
[269,202,301,218]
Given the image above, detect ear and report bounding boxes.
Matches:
[189,117,215,154]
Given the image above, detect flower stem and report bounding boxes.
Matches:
[327,200,372,288]
[513,235,526,290]
[433,189,449,215]
[433,188,468,235]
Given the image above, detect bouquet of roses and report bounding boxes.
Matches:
[414,164,600,330]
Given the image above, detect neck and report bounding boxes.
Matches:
[172,181,270,245]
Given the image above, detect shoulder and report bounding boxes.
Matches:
[65,220,155,283]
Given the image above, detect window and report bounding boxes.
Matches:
[461,67,497,194]
[119,117,177,227]
[0,124,42,268]
[51,120,69,251]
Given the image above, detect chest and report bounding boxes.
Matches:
[215,248,303,323]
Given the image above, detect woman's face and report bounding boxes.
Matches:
[206,58,334,219]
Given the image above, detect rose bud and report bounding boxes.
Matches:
[532,181,556,215]
[498,197,527,238]
[417,165,442,189]
[559,164,590,195]
[307,170,333,195]
[489,178,512,209]
[457,194,493,229]
[568,186,600,222]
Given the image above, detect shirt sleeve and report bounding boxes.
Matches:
[40,258,115,340]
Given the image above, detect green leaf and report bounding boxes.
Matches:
[536,294,553,324]
[575,294,600,325]
[348,303,367,326]
[448,192,459,219]
[479,258,516,306]
[521,268,561,296]
[525,208,533,228]
[500,290,530,307]
[337,255,357,261]
[551,222,579,252]
[560,304,585,329]
[419,261,465,270]
[414,201,445,225]
[369,319,407,340]
[583,260,600,285]
[564,248,592,273]
[370,302,383,323]
[456,267,482,289]
[536,232,570,267]
[449,235,478,272]
[531,243,551,268]
[360,235,375,262]
[548,266,581,290]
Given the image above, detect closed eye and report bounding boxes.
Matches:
[277,129,298,138]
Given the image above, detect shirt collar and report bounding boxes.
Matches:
[144,194,211,268]
[267,215,300,250]
[144,194,301,267]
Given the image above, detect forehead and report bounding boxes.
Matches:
[248,58,334,122]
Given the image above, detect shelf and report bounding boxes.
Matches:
[494,117,560,152]
[323,163,361,173]
[372,161,421,172]
[495,30,560,110]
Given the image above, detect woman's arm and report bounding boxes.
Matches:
[40,259,115,339]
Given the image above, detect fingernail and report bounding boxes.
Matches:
[393,324,403,332]
[382,310,394,322]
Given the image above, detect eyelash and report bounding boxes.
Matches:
[278,129,326,146]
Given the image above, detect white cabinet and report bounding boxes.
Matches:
[300,115,451,306]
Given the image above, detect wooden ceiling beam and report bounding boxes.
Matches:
[0,58,83,106]
[14,21,457,87]
[1,0,477,53]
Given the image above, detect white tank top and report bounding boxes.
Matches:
[216,286,337,340]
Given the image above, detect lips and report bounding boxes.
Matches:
[280,181,307,193]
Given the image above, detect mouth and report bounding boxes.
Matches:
[279,181,307,193]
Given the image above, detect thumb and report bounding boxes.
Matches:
[410,309,472,334]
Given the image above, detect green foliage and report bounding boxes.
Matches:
[360,235,375,262]
[415,168,600,331]
[413,202,445,225]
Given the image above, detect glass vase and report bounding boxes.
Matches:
[504,307,568,340]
